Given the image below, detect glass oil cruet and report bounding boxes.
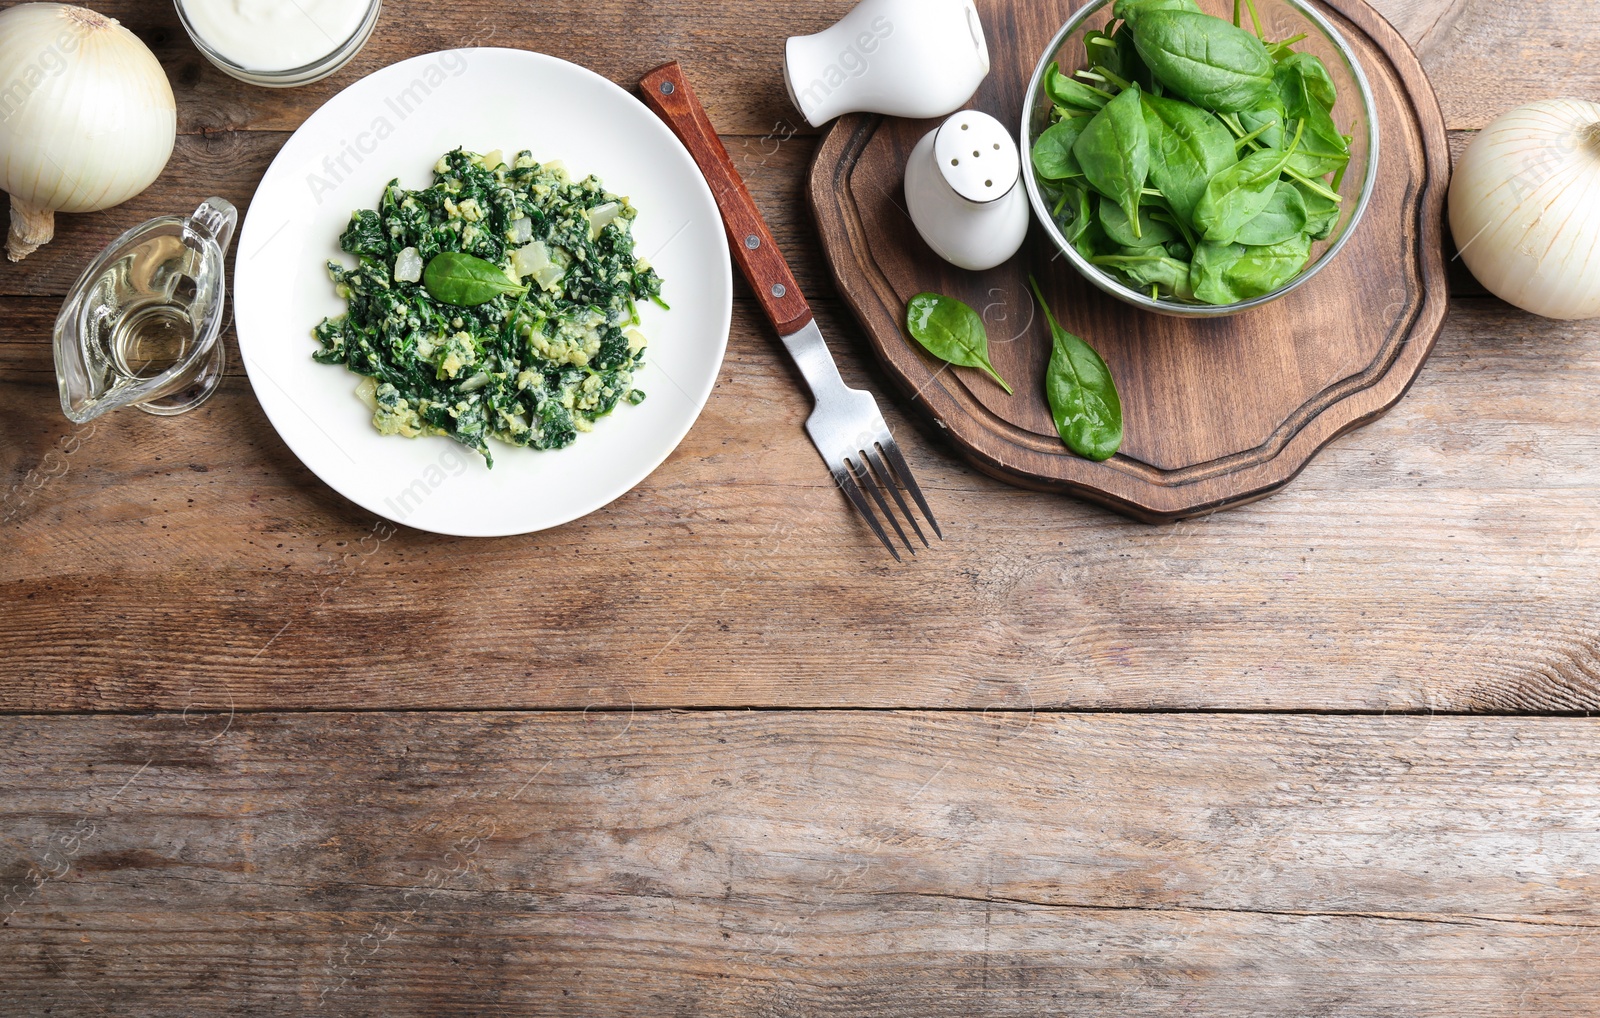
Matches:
[53,198,237,423]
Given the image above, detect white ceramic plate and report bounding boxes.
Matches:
[234,49,732,537]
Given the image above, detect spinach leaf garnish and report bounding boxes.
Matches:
[905,293,1014,395]
[423,251,530,307]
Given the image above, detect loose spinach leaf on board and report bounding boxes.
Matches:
[1032,117,1089,181]
[905,293,1014,394]
[1193,125,1300,244]
[1029,277,1123,462]
[423,251,530,307]
[1099,196,1179,249]
[1131,9,1276,112]
[1046,63,1111,111]
[1233,179,1308,246]
[1074,84,1151,239]
[1190,233,1312,304]
[1140,92,1239,227]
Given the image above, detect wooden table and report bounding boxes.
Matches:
[3,0,1598,1013]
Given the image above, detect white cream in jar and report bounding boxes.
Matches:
[177,0,371,72]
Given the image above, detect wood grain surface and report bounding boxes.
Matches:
[5,711,1600,1016]
[3,0,1600,1013]
[811,0,1451,521]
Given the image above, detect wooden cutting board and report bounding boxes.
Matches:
[809,0,1450,523]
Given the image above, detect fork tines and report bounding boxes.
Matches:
[832,435,942,562]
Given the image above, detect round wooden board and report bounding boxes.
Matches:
[808,0,1451,523]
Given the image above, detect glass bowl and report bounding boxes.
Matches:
[174,0,383,88]
[1021,0,1379,318]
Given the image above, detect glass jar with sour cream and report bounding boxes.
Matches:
[174,0,383,88]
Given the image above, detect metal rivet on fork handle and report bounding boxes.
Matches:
[771,284,787,298]
[660,81,676,95]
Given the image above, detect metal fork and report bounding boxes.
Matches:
[782,321,941,559]
[641,62,941,560]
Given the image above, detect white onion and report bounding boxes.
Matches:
[0,4,176,261]
[393,246,423,283]
[588,201,622,239]
[1449,99,1600,320]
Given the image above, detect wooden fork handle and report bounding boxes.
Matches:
[639,61,815,337]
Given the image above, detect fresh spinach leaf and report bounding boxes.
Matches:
[1193,128,1299,244]
[1112,21,1160,93]
[1140,92,1238,227]
[1277,52,1337,109]
[1114,0,1201,27]
[1275,62,1349,177]
[1029,277,1123,461]
[1084,29,1125,78]
[1099,196,1179,248]
[1233,179,1307,246]
[1074,84,1151,239]
[1046,62,1111,111]
[1093,252,1196,300]
[905,293,1014,394]
[1236,94,1288,150]
[1032,117,1089,181]
[1190,233,1312,304]
[1059,184,1096,244]
[1074,215,1113,262]
[423,251,530,307]
[1294,180,1341,239]
[1132,9,1275,112]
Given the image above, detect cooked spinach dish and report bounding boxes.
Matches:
[313,148,665,466]
[1031,0,1351,306]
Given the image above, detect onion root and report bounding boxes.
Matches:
[1584,122,1600,157]
[6,197,56,263]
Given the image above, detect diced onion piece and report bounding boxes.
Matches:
[511,240,568,291]
[355,376,379,411]
[508,216,533,245]
[481,149,505,171]
[394,246,423,283]
[460,371,492,392]
[511,240,550,279]
[588,202,622,239]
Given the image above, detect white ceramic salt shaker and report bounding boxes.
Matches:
[784,0,991,127]
[904,110,1030,272]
